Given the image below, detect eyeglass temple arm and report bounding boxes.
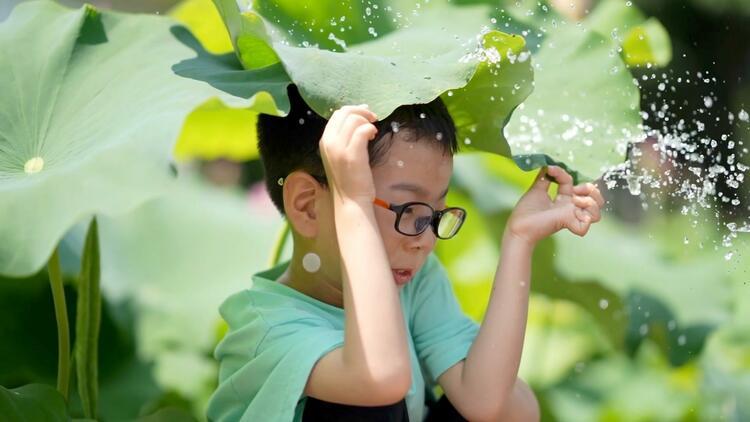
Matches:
[373,198,390,210]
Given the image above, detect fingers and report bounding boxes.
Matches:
[326,104,377,136]
[571,208,592,236]
[351,123,378,149]
[573,182,605,208]
[546,166,574,195]
[338,113,374,147]
[572,195,601,222]
[321,105,379,156]
[531,167,552,192]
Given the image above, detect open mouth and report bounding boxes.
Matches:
[392,269,413,285]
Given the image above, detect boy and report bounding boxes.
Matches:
[207,85,603,421]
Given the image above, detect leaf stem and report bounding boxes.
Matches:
[47,246,70,402]
[268,221,290,267]
[76,218,101,418]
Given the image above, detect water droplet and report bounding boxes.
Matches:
[657,82,666,91]
[396,160,404,168]
[627,175,641,195]
[390,121,400,133]
[435,132,443,141]
[419,113,426,119]
[367,27,378,37]
[677,334,687,346]
[703,96,713,108]
[24,157,44,174]
[327,33,347,49]
[725,251,734,260]
[298,118,305,125]
[739,109,749,122]
[302,252,321,273]
[598,299,609,310]
[447,91,454,97]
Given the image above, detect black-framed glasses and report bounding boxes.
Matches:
[373,197,466,239]
[306,174,465,239]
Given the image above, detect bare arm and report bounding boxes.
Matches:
[439,166,604,420]
[303,105,411,405]
[439,231,537,421]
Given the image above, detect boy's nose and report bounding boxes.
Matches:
[406,229,436,251]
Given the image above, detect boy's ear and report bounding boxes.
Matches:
[282,171,324,238]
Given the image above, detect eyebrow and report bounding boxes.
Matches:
[389,182,450,200]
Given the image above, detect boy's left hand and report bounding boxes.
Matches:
[507,166,604,246]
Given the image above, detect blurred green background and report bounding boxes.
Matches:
[1,0,748,421]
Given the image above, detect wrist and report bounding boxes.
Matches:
[502,226,537,252]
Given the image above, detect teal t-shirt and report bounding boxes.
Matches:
[206,253,479,422]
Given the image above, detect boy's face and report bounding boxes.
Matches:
[315,133,453,291]
[371,135,453,286]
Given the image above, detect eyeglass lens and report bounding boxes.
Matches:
[398,204,464,238]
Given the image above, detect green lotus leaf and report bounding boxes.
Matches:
[505,26,642,180]
[0,383,69,421]
[171,52,291,161]
[700,323,750,420]
[519,295,611,388]
[554,215,733,334]
[86,173,283,406]
[251,0,396,51]
[620,18,672,67]
[212,0,534,157]
[442,31,534,157]
[584,0,672,68]
[173,99,262,162]
[0,1,286,277]
[170,0,234,54]
[546,342,699,421]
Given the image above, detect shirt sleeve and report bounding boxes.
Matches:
[410,254,480,387]
[207,292,344,422]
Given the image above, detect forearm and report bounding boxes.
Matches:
[335,198,411,388]
[461,229,534,415]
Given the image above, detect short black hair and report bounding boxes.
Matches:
[257,85,458,215]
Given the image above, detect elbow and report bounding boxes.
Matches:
[483,386,540,422]
[368,362,412,406]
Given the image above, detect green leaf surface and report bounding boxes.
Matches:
[85,173,283,407]
[505,26,642,180]
[700,323,750,420]
[546,342,699,422]
[170,52,291,161]
[442,31,534,157]
[0,1,281,277]
[0,383,69,422]
[584,0,672,67]
[212,0,534,158]
[554,215,733,335]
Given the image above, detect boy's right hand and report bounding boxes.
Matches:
[319,105,379,204]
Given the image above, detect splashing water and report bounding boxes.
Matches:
[599,68,750,260]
